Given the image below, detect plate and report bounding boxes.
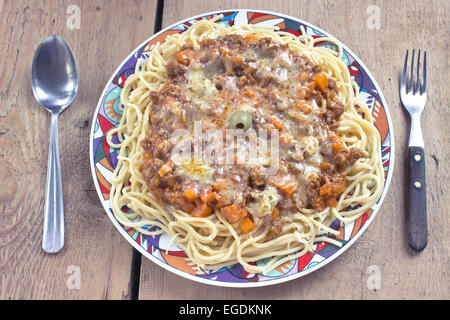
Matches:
[89,9,394,287]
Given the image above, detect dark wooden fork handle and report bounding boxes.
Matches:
[407,146,428,251]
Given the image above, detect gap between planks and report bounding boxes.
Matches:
[129,0,165,300]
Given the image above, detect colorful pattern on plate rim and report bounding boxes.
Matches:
[90,10,393,286]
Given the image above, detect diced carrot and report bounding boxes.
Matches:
[245,34,259,42]
[297,102,312,114]
[329,131,345,144]
[319,161,331,171]
[270,115,284,130]
[184,188,197,201]
[243,88,257,98]
[176,48,199,66]
[271,207,279,218]
[332,142,346,152]
[312,72,329,91]
[144,151,152,159]
[329,132,346,152]
[319,183,332,196]
[158,161,173,176]
[325,197,338,207]
[239,217,254,234]
[200,191,218,205]
[190,203,213,218]
[320,177,346,197]
[279,181,298,195]
[223,204,247,223]
[268,177,298,196]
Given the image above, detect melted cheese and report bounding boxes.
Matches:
[304,165,320,182]
[254,186,280,217]
[187,69,217,97]
[175,158,213,183]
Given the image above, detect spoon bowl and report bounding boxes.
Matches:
[31,35,78,253]
[32,35,78,113]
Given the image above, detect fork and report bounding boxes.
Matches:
[400,49,428,251]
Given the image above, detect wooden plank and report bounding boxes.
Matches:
[0,0,157,299]
[138,0,449,299]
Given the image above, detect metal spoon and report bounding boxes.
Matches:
[31,35,78,253]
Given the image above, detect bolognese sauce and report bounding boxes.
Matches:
[140,34,364,236]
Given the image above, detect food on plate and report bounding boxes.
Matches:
[107,17,384,274]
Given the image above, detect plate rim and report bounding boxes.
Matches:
[89,8,395,288]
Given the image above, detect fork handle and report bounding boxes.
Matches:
[407,146,427,251]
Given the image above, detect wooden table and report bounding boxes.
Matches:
[0,0,448,300]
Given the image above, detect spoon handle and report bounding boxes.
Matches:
[43,113,64,253]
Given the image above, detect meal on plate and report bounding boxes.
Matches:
[107,17,384,274]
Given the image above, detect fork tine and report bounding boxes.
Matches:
[408,49,415,93]
[422,51,427,94]
[400,50,408,92]
[415,50,421,94]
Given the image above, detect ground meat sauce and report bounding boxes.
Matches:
[141,34,363,235]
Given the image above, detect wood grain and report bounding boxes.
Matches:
[0,0,157,299]
[138,0,449,300]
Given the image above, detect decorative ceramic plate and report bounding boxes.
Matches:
[89,9,394,287]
